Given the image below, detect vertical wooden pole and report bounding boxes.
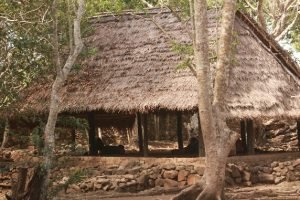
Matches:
[71,129,76,151]
[197,112,205,156]
[98,128,102,139]
[246,119,255,155]
[154,113,160,140]
[137,113,143,154]
[142,114,149,156]
[177,112,184,150]
[88,112,97,155]
[240,120,247,154]
[297,121,300,151]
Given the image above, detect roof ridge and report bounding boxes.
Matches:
[236,10,300,79]
[89,7,172,19]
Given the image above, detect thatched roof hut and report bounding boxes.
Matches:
[16,9,300,120]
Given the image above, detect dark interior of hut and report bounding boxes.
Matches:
[84,111,300,157]
[2,113,300,157]
[87,111,204,157]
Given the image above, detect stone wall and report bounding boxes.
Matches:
[51,154,300,194]
[1,152,300,196]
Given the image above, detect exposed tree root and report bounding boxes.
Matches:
[171,181,205,200]
[196,186,222,200]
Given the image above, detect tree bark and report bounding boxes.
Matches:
[297,121,300,151]
[40,1,85,199]
[11,168,28,200]
[257,0,267,30]
[0,118,9,149]
[196,113,205,156]
[173,0,238,199]
[24,167,45,200]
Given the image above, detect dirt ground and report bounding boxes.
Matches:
[55,181,300,200]
[1,177,300,200]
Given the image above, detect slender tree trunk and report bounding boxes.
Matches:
[297,121,300,151]
[1,118,9,149]
[40,1,85,199]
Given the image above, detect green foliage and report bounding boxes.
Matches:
[171,41,193,70]
[56,116,88,130]
[80,47,98,58]
[168,0,190,17]
[176,58,192,70]
[171,41,193,55]
[207,0,223,9]
[0,0,53,109]
[86,0,145,16]
[31,121,45,153]
[290,22,300,51]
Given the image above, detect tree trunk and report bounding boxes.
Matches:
[173,0,238,199]
[1,118,9,149]
[24,167,45,200]
[196,112,205,156]
[39,1,85,199]
[297,121,300,151]
[11,168,28,200]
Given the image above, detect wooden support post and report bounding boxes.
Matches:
[240,120,247,154]
[71,129,76,151]
[177,112,184,150]
[154,113,160,140]
[137,113,143,154]
[142,114,149,156]
[88,112,97,155]
[246,119,255,155]
[197,113,205,156]
[297,121,300,151]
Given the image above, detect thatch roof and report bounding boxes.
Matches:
[15,9,300,119]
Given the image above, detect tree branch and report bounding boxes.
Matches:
[187,61,197,77]
[67,0,74,53]
[62,0,85,78]
[244,0,257,11]
[52,0,62,77]
[275,8,299,41]
[150,17,174,40]
[141,0,154,8]
[257,0,267,30]
[213,0,237,105]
